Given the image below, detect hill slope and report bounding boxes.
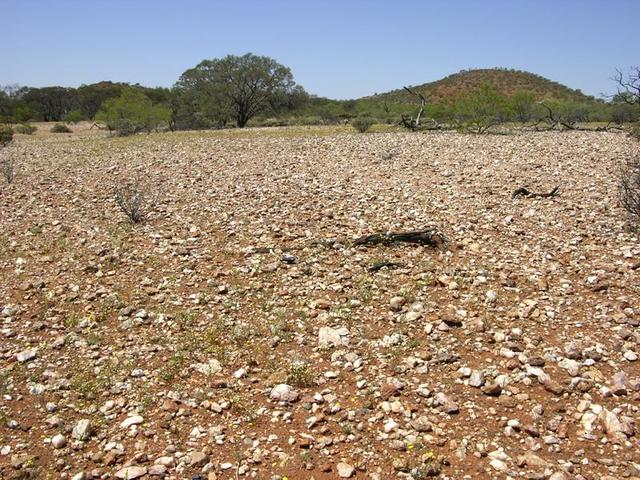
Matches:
[367,68,595,104]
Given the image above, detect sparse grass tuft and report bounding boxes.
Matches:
[287,362,315,387]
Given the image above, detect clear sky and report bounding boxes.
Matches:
[4,0,639,99]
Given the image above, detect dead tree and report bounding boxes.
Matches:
[400,87,428,131]
[613,67,640,105]
[529,102,624,132]
[529,102,577,131]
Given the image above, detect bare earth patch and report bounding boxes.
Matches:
[0,128,639,479]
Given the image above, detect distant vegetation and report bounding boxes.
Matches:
[95,88,171,136]
[1,59,639,134]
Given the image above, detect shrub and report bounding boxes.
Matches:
[0,125,13,146]
[51,123,72,133]
[352,117,375,133]
[96,89,171,134]
[630,123,640,142]
[454,84,510,133]
[107,118,140,137]
[0,157,16,184]
[620,154,640,223]
[13,123,37,135]
[64,109,84,124]
[287,362,315,387]
[114,176,155,224]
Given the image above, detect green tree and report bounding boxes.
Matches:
[64,109,84,123]
[13,104,32,123]
[510,90,536,122]
[22,86,76,121]
[175,53,303,128]
[454,84,510,133]
[95,89,171,135]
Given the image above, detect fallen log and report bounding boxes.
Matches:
[511,186,559,199]
[353,229,449,249]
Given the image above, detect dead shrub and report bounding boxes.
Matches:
[113,176,155,223]
[620,154,640,222]
[0,156,16,184]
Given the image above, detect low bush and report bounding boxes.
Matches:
[51,123,72,133]
[0,125,13,146]
[13,123,37,135]
[0,157,16,184]
[107,118,140,137]
[352,117,375,133]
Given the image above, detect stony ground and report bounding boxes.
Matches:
[1,126,639,480]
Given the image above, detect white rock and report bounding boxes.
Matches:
[337,462,355,478]
[51,434,66,449]
[71,419,93,441]
[192,359,222,375]
[16,349,37,363]
[318,326,349,348]
[558,358,580,376]
[115,466,147,479]
[120,415,144,428]
[270,384,299,402]
[384,419,398,433]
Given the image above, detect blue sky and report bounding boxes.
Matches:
[4,0,639,99]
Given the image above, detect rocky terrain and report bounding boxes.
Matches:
[1,127,639,479]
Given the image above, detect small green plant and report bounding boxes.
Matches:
[287,362,315,387]
[51,123,72,133]
[352,117,375,133]
[13,123,37,135]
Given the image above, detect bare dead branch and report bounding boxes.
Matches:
[512,186,560,199]
[353,229,449,250]
[400,86,427,131]
[367,260,406,272]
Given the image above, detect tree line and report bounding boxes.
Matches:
[1,54,639,135]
